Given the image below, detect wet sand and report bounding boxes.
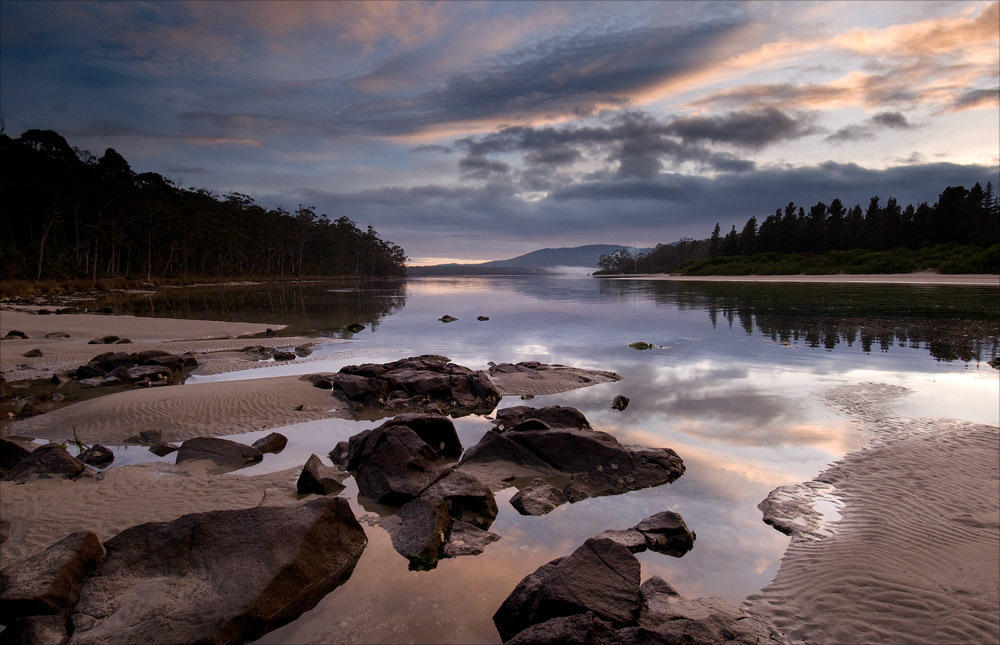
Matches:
[745,384,1000,644]
[601,271,999,285]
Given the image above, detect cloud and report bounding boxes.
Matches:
[826,111,914,143]
[664,107,820,149]
[459,155,510,179]
[946,87,1000,113]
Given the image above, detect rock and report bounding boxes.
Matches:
[114,338,132,344]
[628,341,653,350]
[22,348,43,358]
[345,323,366,333]
[12,397,39,418]
[87,336,119,345]
[988,357,999,370]
[45,332,71,339]
[0,517,9,544]
[175,437,263,472]
[439,315,458,322]
[612,395,630,411]
[505,612,617,645]
[78,445,114,468]
[440,520,500,558]
[477,316,490,321]
[6,444,86,482]
[459,430,559,480]
[88,351,133,373]
[124,429,162,445]
[0,613,70,644]
[494,405,591,431]
[36,309,51,315]
[143,354,184,371]
[421,468,498,529]
[593,529,648,553]
[297,454,348,496]
[487,362,622,397]
[251,432,288,454]
[0,437,32,478]
[0,531,105,615]
[493,538,641,642]
[383,494,452,570]
[379,413,464,459]
[520,394,534,400]
[148,443,179,457]
[50,374,64,385]
[328,355,502,418]
[4,330,29,339]
[69,497,367,645]
[126,365,173,382]
[50,392,66,402]
[294,344,313,357]
[633,511,696,556]
[510,479,569,516]
[273,350,296,361]
[312,377,333,389]
[345,423,454,505]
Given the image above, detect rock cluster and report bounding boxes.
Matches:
[0,498,367,645]
[332,414,499,569]
[318,355,502,418]
[459,406,685,511]
[494,519,790,645]
[1,442,88,482]
[74,350,197,388]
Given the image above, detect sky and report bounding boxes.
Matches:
[2,1,998,264]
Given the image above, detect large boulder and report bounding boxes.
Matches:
[460,406,685,506]
[175,437,263,473]
[493,538,641,642]
[296,454,348,496]
[251,432,288,454]
[0,531,105,616]
[6,444,86,482]
[68,497,367,645]
[335,415,460,505]
[326,355,501,417]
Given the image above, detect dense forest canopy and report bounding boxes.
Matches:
[598,183,1000,274]
[0,130,407,281]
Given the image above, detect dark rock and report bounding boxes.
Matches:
[251,432,288,454]
[55,308,76,315]
[347,424,452,504]
[634,511,696,556]
[506,612,617,645]
[124,429,162,445]
[36,309,51,315]
[345,323,366,333]
[143,354,184,371]
[494,538,641,641]
[175,437,263,472]
[75,364,105,379]
[22,348,43,358]
[273,350,296,361]
[265,328,276,336]
[0,517,9,544]
[0,531,105,615]
[78,445,114,468]
[383,494,452,570]
[593,529,648,553]
[87,335,119,345]
[328,355,501,417]
[312,377,333,389]
[45,332,71,339]
[0,613,70,644]
[127,365,173,382]
[148,443,179,457]
[69,497,367,645]
[510,479,568,516]
[50,374,64,385]
[0,437,32,478]
[7,444,86,482]
[50,392,65,402]
[379,413,463,459]
[477,316,489,321]
[114,338,132,344]
[495,405,591,431]
[988,357,999,370]
[4,330,29,339]
[519,394,534,400]
[88,351,133,373]
[294,344,313,357]
[297,454,348,496]
[98,307,113,315]
[440,520,500,558]
[459,430,558,479]
[421,468,498,529]
[612,395,630,411]
[439,315,458,322]
[12,397,39,418]
[512,418,550,432]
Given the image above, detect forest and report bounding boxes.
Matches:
[0,129,407,284]
[597,183,1000,275]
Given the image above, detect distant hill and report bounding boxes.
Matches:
[407,244,655,276]
[481,244,654,268]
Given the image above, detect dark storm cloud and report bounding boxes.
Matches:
[826,111,914,143]
[664,107,820,148]
[284,160,995,258]
[458,155,510,179]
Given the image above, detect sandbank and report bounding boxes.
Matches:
[745,384,1000,644]
[600,271,999,285]
[0,461,304,563]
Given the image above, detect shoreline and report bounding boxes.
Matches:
[744,384,1000,643]
[597,271,999,285]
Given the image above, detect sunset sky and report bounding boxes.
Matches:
[3,1,998,264]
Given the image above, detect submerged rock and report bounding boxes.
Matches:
[175,437,263,472]
[628,342,653,350]
[439,315,458,323]
[78,445,114,469]
[148,443,179,457]
[326,355,501,418]
[477,316,490,321]
[68,497,367,645]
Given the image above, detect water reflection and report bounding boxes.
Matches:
[98,276,997,644]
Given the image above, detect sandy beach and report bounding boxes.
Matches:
[600,271,999,285]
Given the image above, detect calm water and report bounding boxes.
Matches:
[100,277,1000,644]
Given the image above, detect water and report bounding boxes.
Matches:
[99,276,999,644]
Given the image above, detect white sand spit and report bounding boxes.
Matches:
[745,384,1000,644]
[7,376,346,445]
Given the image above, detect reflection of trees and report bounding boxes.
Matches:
[98,279,407,336]
[599,280,999,363]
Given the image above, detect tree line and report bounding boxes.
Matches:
[597,183,1000,274]
[0,129,407,282]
